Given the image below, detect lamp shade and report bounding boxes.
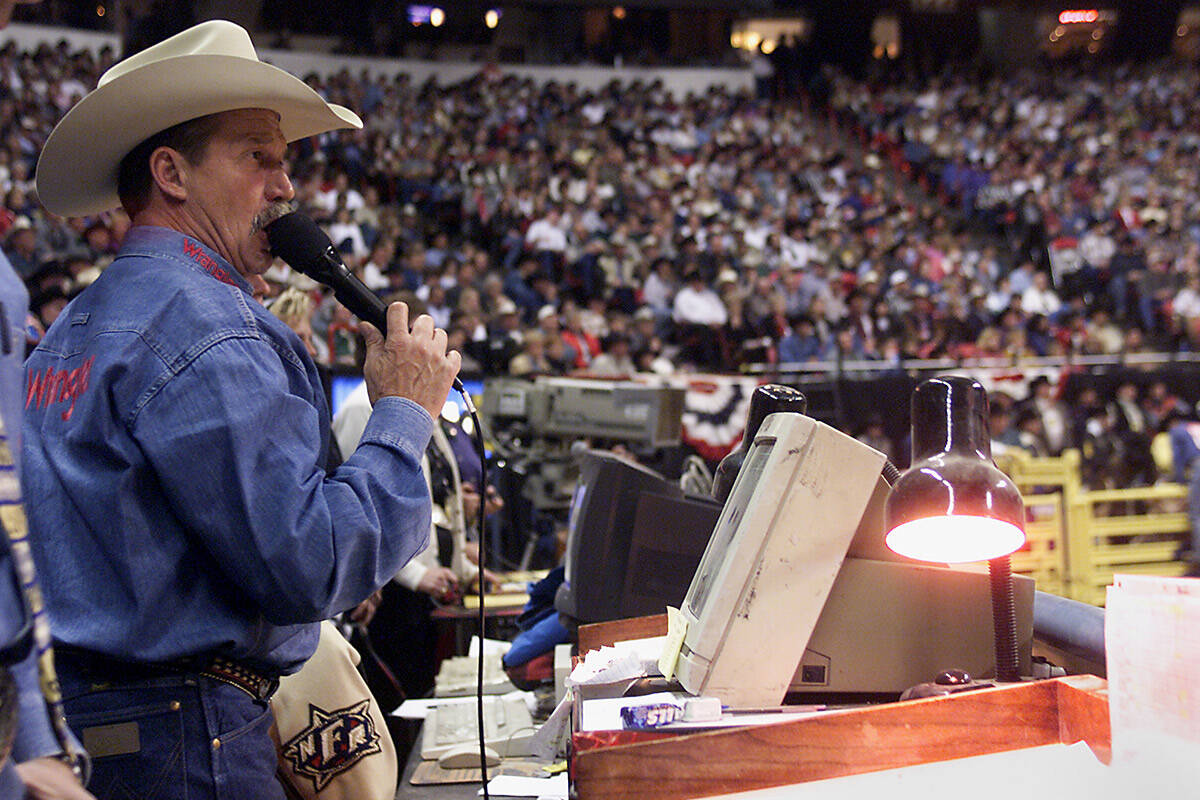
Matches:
[885,376,1025,563]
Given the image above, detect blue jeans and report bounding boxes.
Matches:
[57,663,285,800]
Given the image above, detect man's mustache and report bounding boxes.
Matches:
[251,201,296,235]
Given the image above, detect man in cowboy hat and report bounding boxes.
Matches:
[25,20,458,799]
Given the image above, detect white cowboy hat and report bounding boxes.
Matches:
[36,20,362,218]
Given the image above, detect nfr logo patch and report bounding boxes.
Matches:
[280,700,383,792]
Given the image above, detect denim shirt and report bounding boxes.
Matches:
[0,250,64,782]
[21,226,433,674]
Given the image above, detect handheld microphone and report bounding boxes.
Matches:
[265,210,465,394]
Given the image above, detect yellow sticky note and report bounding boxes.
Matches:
[658,606,688,681]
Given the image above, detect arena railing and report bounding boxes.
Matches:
[745,351,1200,381]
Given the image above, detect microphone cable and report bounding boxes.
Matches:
[458,387,492,800]
[266,210,492,794]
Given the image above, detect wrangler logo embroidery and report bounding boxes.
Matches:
[182,238,237,286]
[26,356,95,421]
[280,700,382,792]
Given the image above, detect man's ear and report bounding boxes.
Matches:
[148,146,188,202]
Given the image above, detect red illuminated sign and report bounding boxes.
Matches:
[1059,9,1100,24]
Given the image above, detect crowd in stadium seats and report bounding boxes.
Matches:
[4,36,1200,470]
[828,62,1200,351]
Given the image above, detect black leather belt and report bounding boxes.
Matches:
[55,647,278,702]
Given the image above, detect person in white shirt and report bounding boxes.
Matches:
[673,270,728,367]
[524,206,568,279]
[673,270,729,327]
[313,169,365,214]
[327,206,368,259]
[332,380,499,697]
[1021,271,1062,318]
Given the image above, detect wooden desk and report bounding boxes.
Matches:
[571,616,1111,800]
[430,599,524,655]
[397,720,555,799]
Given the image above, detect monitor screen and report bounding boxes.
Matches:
[619,492,722,619]
[330,372,364,419]
[687,436,771,618]
[329,372,484,420]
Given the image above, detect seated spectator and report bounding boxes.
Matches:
[1108,380,1158,488]
[509,330,560,377]
[1014,407,1051,457]
[3,216,39,278]
[673,269,727,368]
[30,285,68,330]
[560,303,600,370]
[1021,271,1062,318]
[483,298,524,374]
[589,332,636,376]
[854,415,896,463]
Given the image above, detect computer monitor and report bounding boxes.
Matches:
[674,412,887,707]
[618,492,723,619]
[555,450,722,626]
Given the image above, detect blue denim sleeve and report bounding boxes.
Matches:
[3,556,81,765]
[130,334,433,625]
[9,649,64,762]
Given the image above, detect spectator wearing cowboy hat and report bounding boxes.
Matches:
[3,215,39,278]
[24,21,459,799]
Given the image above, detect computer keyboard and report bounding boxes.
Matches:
[434,653,516,697]
[420,695,537,759]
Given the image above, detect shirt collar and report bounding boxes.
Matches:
[120,226,254,295]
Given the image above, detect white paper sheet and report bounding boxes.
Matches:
[479,773,568,798]
[1106,574,1200,776]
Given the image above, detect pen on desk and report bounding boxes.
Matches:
[722,705,826,714]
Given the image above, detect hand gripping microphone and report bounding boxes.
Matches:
[265,210,465,394]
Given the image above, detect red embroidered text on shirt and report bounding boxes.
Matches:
[182,238,237,287]
[26,356,96,422]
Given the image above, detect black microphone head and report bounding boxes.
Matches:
[265,211,335,280]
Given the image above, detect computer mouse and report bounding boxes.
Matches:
[438,742,501,770]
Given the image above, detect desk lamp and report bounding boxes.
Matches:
[884,376,1025,682]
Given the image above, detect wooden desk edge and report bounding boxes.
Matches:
[572,671,1110,800]
[578,614,668,652]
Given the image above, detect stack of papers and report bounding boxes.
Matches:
[566,636,665,688]
[529,636,668,760]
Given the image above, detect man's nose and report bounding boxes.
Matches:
[268,169,294,203]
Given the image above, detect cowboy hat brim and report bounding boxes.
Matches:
[36,53,361,218]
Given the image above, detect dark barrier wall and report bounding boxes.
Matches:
[784,363,1200,469]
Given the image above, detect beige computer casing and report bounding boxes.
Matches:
[792,557,1035,695]
[674,412,886,707]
